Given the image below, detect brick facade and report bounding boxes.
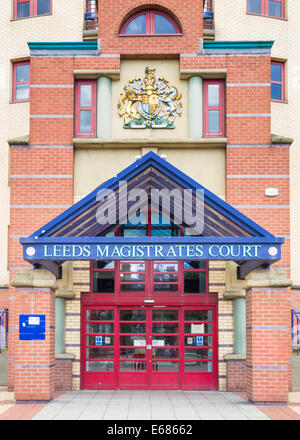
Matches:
[4,0,291,402]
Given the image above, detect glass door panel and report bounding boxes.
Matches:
[81,306,116,389]
[118,307,148,388]
[181,307,217,390]
[82,305,217,391]
[150,307,180,389]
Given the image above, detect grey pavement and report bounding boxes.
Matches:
[32,390,270,420]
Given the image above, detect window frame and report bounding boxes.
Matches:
[247,0,285,19]
[271,60,285,102]
[13,0,52,20]
[203,79,225,138]
[74,79,97,138]
[119,9,182,36]
[91,260,209,295]
[12,60,30,103]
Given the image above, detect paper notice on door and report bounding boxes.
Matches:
[191,323,204,334]
[134,340,146,347]
[152,340,165,347]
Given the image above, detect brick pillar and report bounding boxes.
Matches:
[245,270,291,404]
[11,269,56,402]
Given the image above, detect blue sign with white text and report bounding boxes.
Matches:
[19,314,46,341]
[23,240,282,261]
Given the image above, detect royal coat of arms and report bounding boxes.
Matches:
[118,67,182,129]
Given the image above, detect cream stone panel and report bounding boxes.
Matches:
[112,59,188,140]
[157,148,226,198]
[215,0,300,284]
[74,147,226,200]
[74,148,143,198]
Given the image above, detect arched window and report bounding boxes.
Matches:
[120,9,181,35]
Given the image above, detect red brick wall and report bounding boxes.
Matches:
[246,287,290,403]
[13,287,56,401]
[98,0,203,55]
[55,360,73,392]
[226,360,246,392]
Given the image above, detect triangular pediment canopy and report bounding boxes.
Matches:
[20,152,284,279]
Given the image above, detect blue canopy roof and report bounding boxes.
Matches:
[20,151,284,279]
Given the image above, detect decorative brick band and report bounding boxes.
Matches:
[15,363,55,369]
[234,205,290,209]
[227,113,271,117]
[227,174,289,178]
[247,325,289,331]
[30,85,74,88]
[30,115,73,118]
[227,83,270,87]
[227,144,290,148]
[11,205,72,209]
[247,365,289,370]
[10,145,73,149]
[11,174,73,178]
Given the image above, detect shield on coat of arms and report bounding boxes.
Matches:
[138,93,161,123]
[118,67,183,129]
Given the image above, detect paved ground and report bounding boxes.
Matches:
[1,388,300,420]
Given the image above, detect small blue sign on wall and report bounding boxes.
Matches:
[95,336,103,346]
[196,336,204,347]
[19,314,46,341]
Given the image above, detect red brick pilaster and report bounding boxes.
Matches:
[13,283,56,402]
[246,285,291,403]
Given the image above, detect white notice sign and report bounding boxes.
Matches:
[152,340,165,347]
[28,316,40,325]
[134,340,146,347]
[191,323,204,334]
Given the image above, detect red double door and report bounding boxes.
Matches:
[81,305,218,390]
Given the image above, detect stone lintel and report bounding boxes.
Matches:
[246,268,292,289]
[73,137,228,149]
[11,269,57,289]
[224,354,246,362]
[55,353,76,361]
[8,135,29,146]
[271,133,294,145]
[73,70,120,80]
[223,289,246,299]
[180,69,227,80]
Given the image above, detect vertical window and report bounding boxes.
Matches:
[268,0,284,17]
[203,80,225,137]
[15,0,31,18]
[248,0,262,14]
[271,61,285,101]
[247,0,285,18]
[13,61,30,102]
[36,0,51,15]
[14,0,51,19]
[75,80,97,137]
